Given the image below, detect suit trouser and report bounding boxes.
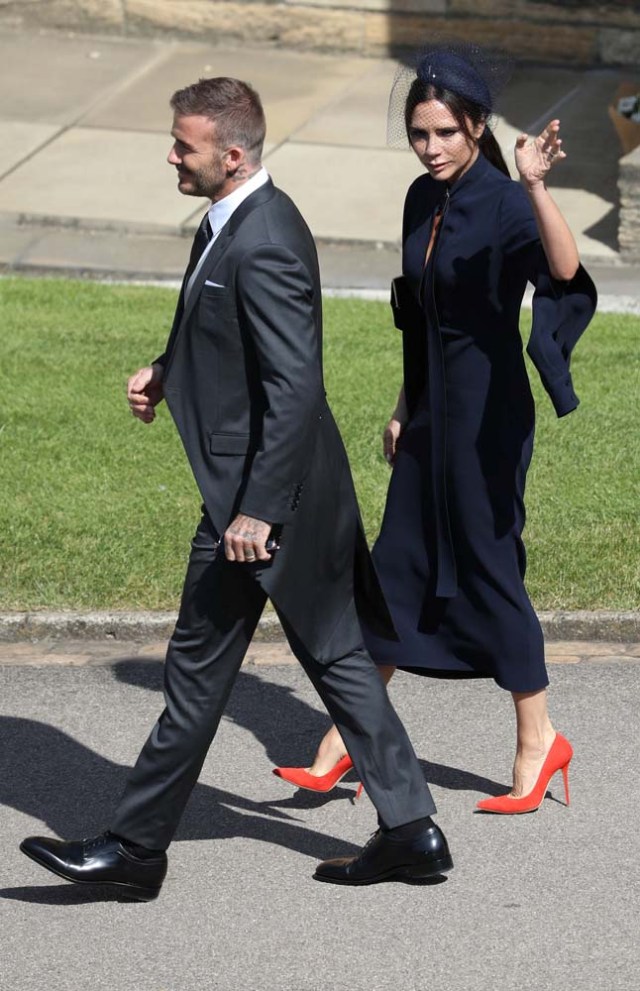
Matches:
[110,515,436,851]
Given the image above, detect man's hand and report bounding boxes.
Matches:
[383,416,404,467]
[127,364,164,423]
[224,514,272,563]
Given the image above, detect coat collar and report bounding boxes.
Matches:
[447,149,492,199]
[419,151,497,211]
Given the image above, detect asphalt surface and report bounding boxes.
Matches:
[1,650,639,991]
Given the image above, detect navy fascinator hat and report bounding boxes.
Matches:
[387,41,512,147]
[417,51,492,114]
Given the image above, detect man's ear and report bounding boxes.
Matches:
[224,146,245,175]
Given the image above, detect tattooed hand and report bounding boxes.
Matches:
[224,514,272,563]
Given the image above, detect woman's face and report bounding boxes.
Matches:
[408,99,484,183]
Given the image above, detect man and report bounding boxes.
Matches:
[20,77,452,899]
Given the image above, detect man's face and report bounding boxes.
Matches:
[167,114,228,199]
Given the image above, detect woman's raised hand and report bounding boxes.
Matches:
[514,118,566,188]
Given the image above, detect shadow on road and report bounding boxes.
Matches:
[112,660,506,799]
[1,660,496,902]
[0,712,362,874]
[111,659,508,803]
[0,883,140,905]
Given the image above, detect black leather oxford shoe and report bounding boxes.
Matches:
[20,832,167,901]
[314,819,453,885]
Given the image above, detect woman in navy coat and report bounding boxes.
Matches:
[274,47,596,814]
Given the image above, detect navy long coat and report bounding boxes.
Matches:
[363,153,596,692]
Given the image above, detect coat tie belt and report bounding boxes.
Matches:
[423,294,458,599]
[418,189,457,599]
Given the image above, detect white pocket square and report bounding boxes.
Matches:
[204,280,226,288]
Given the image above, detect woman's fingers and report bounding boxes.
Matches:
[540,120,565,158]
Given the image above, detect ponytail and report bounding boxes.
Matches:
[479,127,510,177]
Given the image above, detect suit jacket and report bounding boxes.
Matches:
[156,179,394,661]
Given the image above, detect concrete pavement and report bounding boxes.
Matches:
[1,25,640,301]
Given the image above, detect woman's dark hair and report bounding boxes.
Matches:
[404,78,510,178]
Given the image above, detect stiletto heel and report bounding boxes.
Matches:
[476,733,573,815]
[273,755,358,794]
[561,761,570,806]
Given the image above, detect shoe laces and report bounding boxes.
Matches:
[83,832,112,852]
[361,829,381,853]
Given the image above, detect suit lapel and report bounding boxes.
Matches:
[181,227,233,327]
[180,179,277,328]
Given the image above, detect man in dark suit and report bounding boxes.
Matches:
[20,77,452,898]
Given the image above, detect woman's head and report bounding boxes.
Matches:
[405,82,487,183]
[388,44,511,179]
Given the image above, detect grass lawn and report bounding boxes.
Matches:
[0,276,637,611]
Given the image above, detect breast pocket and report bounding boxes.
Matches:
[199,287,242,350]
[199,285,231,313]
[202,285,228,299]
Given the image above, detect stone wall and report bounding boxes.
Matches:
[2,0,639,64]
[619,146,640,261]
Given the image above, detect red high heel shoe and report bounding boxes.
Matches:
[273,756,363,797]
[476,733,573,814]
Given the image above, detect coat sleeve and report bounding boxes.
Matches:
[498,179,540,258]
[527,262,598,416]
[499,180,598,417]
[235,241,325,523]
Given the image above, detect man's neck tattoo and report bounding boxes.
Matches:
[230,165,261,184]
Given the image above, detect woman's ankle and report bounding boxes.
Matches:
[516,724,556,759]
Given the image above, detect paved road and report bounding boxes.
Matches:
[1,645,639,991]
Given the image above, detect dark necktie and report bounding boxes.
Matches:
[184,212,212,286]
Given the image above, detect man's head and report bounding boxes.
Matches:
[167,77,266,200]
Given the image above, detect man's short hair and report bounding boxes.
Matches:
[170,77,266,165]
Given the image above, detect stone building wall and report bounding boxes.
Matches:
[619,146,640,261]
[2,0,639,64]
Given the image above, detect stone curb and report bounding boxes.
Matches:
[0,610,638,644]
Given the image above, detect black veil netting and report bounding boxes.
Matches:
[387,40,513,148]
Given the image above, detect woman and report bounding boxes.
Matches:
[273,46,596,813]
